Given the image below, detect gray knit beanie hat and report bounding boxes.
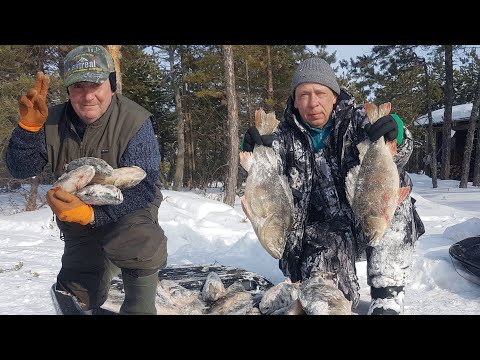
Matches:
[290,57,340,96]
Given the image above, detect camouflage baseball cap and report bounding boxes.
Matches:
[63,45,115,87]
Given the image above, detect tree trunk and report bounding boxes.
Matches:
[266,45,274,112]
[170,46,185,191]
[185,112,195,190]
[222,45,239,207]
[423,131,430,176]
[106,45,122,94]
[424,59,438,188]
[440,45,453,179]
[245,60,254,127]
[460,69,480,188]
[184,111,192,191]
[25,177,39,211]
[57,45,70,103]
[473,134,480,186]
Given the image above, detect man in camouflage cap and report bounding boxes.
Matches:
[63,45,116,87]
[6,45,168,315]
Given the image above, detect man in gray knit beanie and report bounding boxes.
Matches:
[290,57,340,97]
[240,55,423,315]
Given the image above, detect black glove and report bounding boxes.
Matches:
[365,115,398,143]
[241,126,273,152]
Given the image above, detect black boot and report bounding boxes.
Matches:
[368,286,405,315]
[119,270,159,315]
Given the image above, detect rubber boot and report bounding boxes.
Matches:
[367,286,405,315]
[96,259,121,307]
[119,270,159,315]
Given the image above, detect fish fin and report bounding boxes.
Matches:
[364,102,391,124]
[239,151,252,172]
[378,102,391,118]
[386,139,397,155]
[364,103,378,123]
[241,196,250,218]
[356,141,370,162]
[264,111,280,135]
[254,108,264,129]
[345,165,360,206]
[397,186,411,206]
[255,107,279,135]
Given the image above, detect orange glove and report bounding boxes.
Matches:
[18,71,49,132]
[46,187,94,226]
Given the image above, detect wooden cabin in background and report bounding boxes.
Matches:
[413,103,478,180]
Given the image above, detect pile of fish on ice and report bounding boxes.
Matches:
[102,268,352,315]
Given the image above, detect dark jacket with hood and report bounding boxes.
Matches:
[272,89,420,304]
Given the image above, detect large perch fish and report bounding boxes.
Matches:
[239,109,294,259]
[345,102,410,245]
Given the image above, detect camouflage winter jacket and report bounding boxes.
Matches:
[272,89,416,286]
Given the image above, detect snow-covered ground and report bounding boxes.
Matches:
[0,173,479,315]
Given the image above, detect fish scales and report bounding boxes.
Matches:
[66,157,114,176]
[75,184,123,206]
[346,102,404,244]
[240,109,294,259]
[298,272,352,315]
[90,166,146,189]
[53,165,95,193]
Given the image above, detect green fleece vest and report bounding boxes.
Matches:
[45,94,151,178]
[44,95,166,269]
[44,94,163,209]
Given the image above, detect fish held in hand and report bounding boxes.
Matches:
[240,108,294,259]
[53,165,95,193]
[90,166,146,189]
[56,157,145,206]
[75,184,123,206]
[345,103,410,245]
[66,157,114,177]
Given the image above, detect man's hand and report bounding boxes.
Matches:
[46,187,94,225]
[365,115,398,143]
[241,126,273,152]
[19,71,49,132]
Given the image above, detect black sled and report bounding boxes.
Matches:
[449,236,480,286]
